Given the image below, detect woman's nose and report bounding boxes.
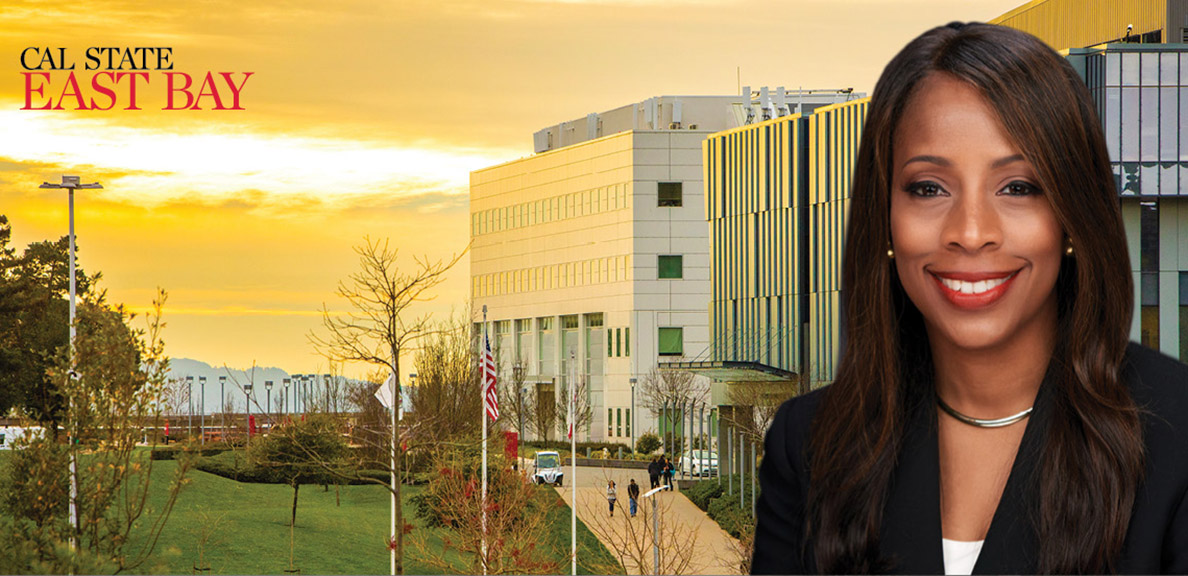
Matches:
[942,192,1002,252]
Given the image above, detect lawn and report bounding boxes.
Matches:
[0,449,620,574]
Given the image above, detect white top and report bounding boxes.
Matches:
[942,538,984,575]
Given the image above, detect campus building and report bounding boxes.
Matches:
[996,0,1188,359]
[697,97,868,392]
[990,0,1188,49]
[469,89,859,442]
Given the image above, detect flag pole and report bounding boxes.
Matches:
[481,305,489,576]
[569,350,577,576]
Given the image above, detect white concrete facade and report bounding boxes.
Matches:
[471,127,713,444]
[472,91,861,444]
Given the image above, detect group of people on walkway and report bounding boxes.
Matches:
[648,456,675,489]
[605,478,643,517]
[604,456,676,518]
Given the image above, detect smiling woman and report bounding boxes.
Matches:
[752,22,1188,575]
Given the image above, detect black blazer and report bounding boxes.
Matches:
[752,342,1188,574]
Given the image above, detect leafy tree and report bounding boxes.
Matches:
[635,432,661,455]
[0,215,97,432]
[249,413,348,573]
[1,289,192,573]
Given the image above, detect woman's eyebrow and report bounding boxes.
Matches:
[902,154,950,168]
[991,154,1026,169]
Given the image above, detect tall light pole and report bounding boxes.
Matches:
[283,377,291,420]
[199,376,207,445]
[513,362,523,463]
[643,485,670,575]
[219,376,227,440]
[244,383,253,440]
[40,174,102,551]
[292,374,303,414]
[186,376,194,441]
[265,380,274,429]
[629,377,637,454]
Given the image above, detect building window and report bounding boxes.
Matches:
[616,408,622,437]
[608,408,614,437]
[658,182,682,207]
[626,408,631,437]
[625,327,630,357]
[561,315,579,330]
[585,312,603,328]
[616,328,622,357]
[658,255,683,279]
[1141,200,1159,350]
[608,332,614,358]
[658,327,683,356]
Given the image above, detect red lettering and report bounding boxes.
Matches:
[21,72,51,110]
[120,72,149,110]
[88,72,117,111]
[219,72,252,110]
[192,72,224,110]
[52,72,88,111]
[164,72,194,110]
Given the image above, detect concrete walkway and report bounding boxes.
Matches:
[552,464,742,575]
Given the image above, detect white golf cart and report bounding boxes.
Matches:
[532,451,564,486]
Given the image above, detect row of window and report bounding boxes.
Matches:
[606,327,630,358]
[607,408,632,438]
[473,255,632,297]
[1100,51,1188,88]
[471,182,632,237]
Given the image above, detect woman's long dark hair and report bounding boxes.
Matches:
[806,22,1143,574]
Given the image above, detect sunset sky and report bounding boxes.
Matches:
[0,0,1023,379]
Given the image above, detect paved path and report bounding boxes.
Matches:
[551,464,742,575]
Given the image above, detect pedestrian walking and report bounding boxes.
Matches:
[607,480,618,517]
[628,478,640,517]
[662,456,674,488]
[648,457,660,489]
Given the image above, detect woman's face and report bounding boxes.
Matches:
[890,73,1063,355]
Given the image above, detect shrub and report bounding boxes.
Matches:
[684,480,723,511]
[635,433,660,455]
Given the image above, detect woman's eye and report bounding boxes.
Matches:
[999,180,1041,196]
[905,181,945,197]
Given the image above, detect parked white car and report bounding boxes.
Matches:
[679,449,718,477]
[532,451,564,486]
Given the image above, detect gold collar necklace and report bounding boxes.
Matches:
[937,396,1033,428]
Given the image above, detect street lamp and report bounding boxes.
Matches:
[283,377,291,420]
[244,383,254,440]
[265,380,274,429]
[39,173,102,551]
[219,376,227,440]
[513,363,524,462]
[643,484,671,575]
[629,377,637,454]
[199,376,207,445]
[186,375,194,441]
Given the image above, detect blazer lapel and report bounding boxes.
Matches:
[881,395,945,574]
[971,381,1049,574]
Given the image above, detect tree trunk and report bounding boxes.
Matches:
[291,482,299,527]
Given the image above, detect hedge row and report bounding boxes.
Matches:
[685,476,758,538]
[192,449,389,485]
[521,440,633,454]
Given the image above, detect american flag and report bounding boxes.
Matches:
[483,333,499,422]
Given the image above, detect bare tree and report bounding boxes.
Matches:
[531,384,557,442]
[726,374,804,443]
[638,364,709,417]
[406,313,481,446]
[498,360,533,443]
[555,375,593,441]
[308,236,463,575]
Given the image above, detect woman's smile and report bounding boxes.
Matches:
[890,73,1064,354]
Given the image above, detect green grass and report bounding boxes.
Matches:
[1,448,620,574]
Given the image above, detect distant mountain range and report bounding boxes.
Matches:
[164,358,410,415]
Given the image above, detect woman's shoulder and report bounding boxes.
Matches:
[1122,342,1188,417]
[766,386,830,457]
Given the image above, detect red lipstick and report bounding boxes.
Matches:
[930,270,1019,310]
